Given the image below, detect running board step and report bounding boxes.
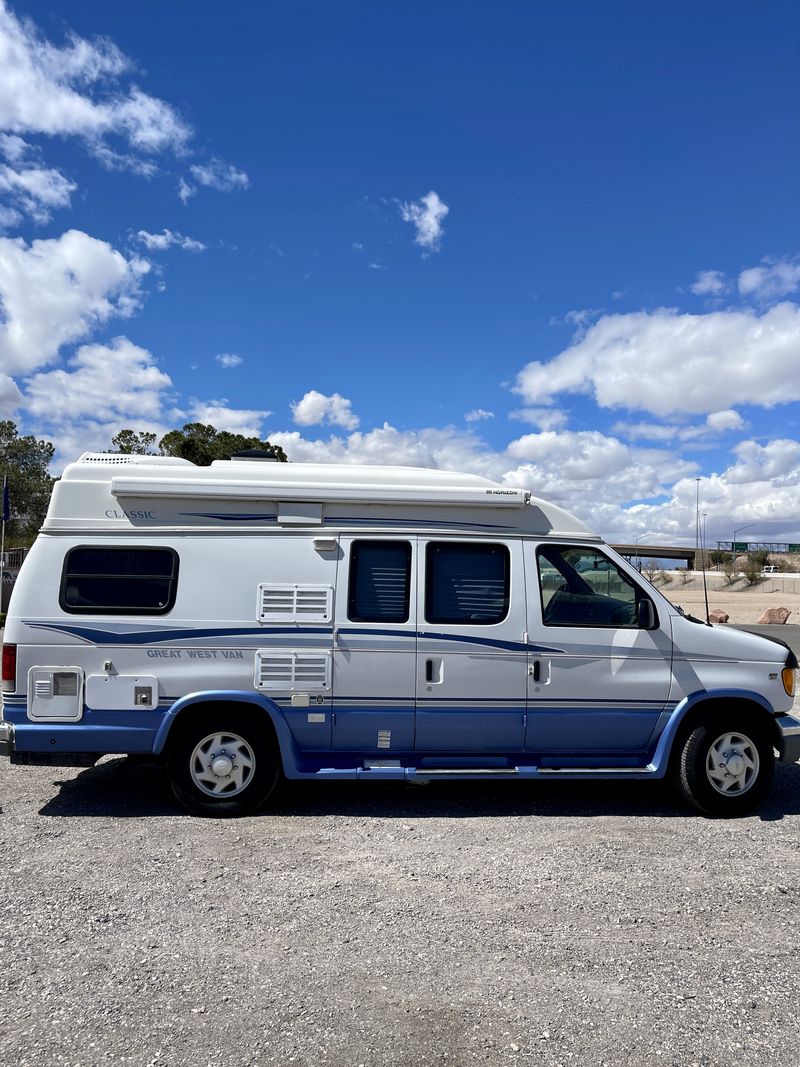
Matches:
[415,767,519,777]
[538,766,652,776]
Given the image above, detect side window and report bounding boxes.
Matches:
[426,542,509,625]
[537,545,649,628]
[61,547,179,615]
[348,541,412,623]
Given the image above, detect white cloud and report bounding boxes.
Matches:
[215,353,242,368]
[509,407,569,432]
[399,190,449,254]
[186,399,269,438]
[690,269,728,296]
[0,204,22,231]
[0,229,149,375]
[705,409,744,432]
[738,257,800,302]
[724,439,800,486]
[188,158,249,193]
[25,337,171,424]
[551,308,603,331]
[515,303,800,417]
[291,390,360,430]
[135,228,205,253]
[613,410,746,444]
[368,261,386,271]
[269,424,488,473]
[0,2,191,154]
[0,371,22,416]
[177,176,195,204]
[506,430,632,480]
[464,409,494,423]
[0,134,76,221]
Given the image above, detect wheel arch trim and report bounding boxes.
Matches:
[649,688,776,778]
[153,690,300,768]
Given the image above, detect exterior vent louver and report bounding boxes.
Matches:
[257,584,332,623]
[255,650,331,691]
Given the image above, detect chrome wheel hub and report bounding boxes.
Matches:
[190,731,256,798]
[706,731,759,796]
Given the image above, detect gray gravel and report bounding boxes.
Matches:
[2,711,800,1067]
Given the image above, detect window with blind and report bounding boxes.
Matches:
[347,541,412,623]
[425,542,509,625]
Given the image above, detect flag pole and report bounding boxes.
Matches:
[0,474,7,586]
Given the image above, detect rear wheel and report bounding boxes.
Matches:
[672,711,774,817]
[167,707,280,817]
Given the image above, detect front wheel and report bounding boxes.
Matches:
[672,712,774,817]
[167,708,280,817]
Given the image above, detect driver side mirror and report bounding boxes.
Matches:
[637,599,656,629]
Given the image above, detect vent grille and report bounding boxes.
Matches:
[255,649,331,691]
[257,584,332,623]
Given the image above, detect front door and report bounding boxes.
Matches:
[415,538,527,752]
[331,536,417,753]
[525,543,673,757]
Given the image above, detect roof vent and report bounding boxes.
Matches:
[230,450,280,462]
[75,452,195,467]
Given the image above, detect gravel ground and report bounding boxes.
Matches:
[2,697,800,1067]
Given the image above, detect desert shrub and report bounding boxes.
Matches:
[722,557,740,585]
[742,559,763,586]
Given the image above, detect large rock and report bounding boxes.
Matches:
[756,606,791,624]
[709,609,729,623]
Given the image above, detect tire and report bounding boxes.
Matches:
[167,707,280,817]
[672,711,774,817]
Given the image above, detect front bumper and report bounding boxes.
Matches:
[776,714,800,764]
[0,720,13,757]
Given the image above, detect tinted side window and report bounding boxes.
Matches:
[348,541,411,623]
[425,542,509,625]
[61,547,179,615]
[537,545,649,628]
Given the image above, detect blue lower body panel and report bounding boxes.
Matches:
[3,706,164,754]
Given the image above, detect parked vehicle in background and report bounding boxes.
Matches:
[1,452,797,817]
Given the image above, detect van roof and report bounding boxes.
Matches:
[44,454,598,539]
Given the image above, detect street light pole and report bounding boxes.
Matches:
[634,533,649,571]
[732,523,759,573]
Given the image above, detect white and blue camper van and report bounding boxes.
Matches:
[1,452,797,817]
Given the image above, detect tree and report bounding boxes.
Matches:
[642,560,671,586]
[722,555,739,585]
[709,549,731,569]
[742,558,764,586]
[0,420,55,545]
[158,423,288,466]
[111,429,157,455]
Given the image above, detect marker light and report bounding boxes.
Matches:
[783,667,796,698]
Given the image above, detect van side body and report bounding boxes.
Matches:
[1,454,798,816]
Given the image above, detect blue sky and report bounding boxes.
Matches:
[0,0,799,546]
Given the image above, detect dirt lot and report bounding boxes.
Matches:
[2,718,800,1067]
[658,572,800,626]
